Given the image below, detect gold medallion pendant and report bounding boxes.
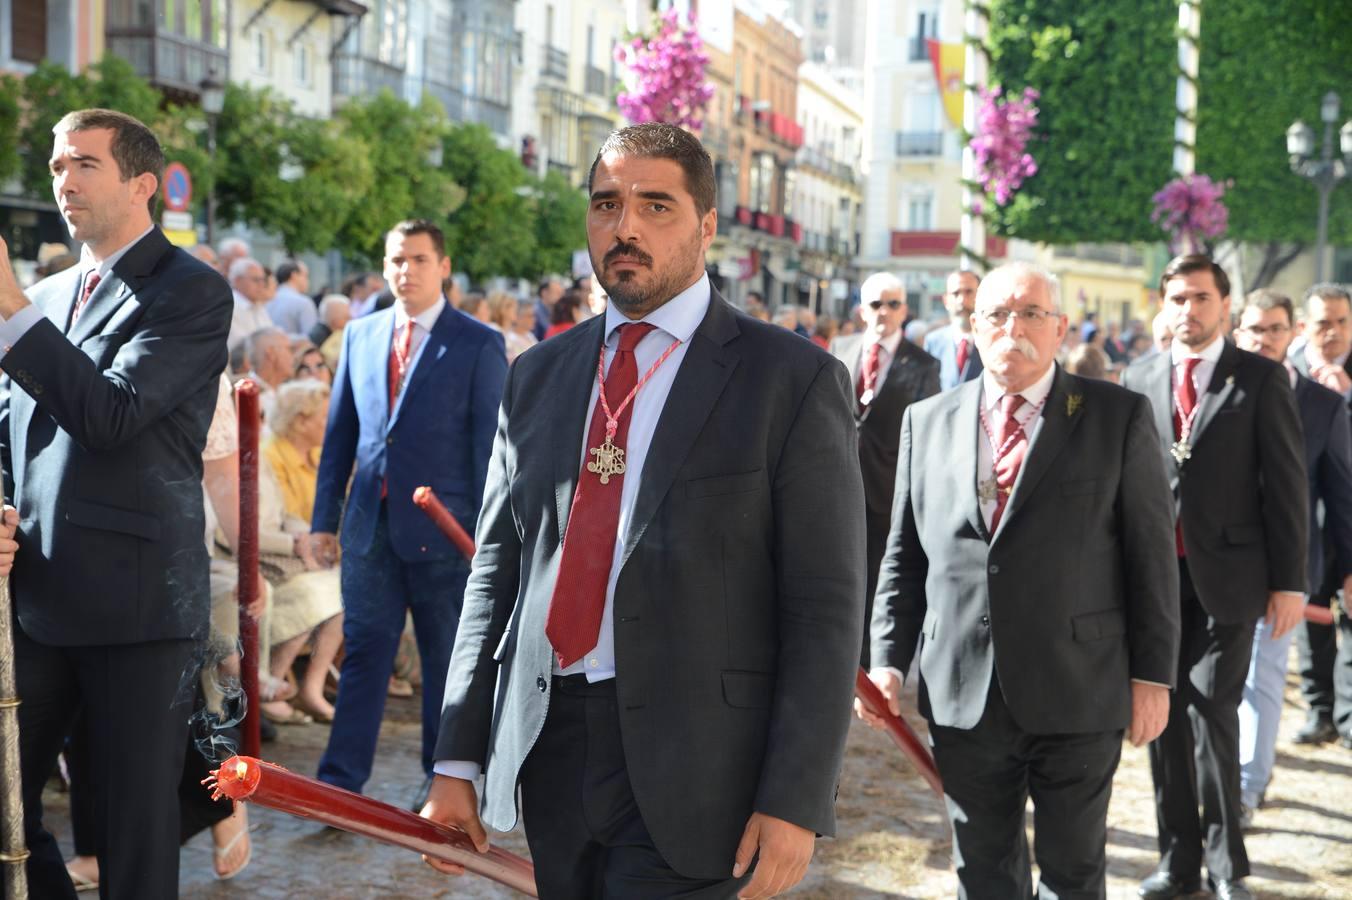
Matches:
[587,439,627,485]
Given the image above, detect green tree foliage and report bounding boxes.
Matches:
[0,75,20,187]
[985,0,1177,244]
[439,123,535,282]
[1195,0,1352,286]
[529,169,589,279]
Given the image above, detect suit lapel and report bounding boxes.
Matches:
[1187,341,1239,449]
[952,380,988,542]
[37,268,82,335]
[67,230,169,344]
[553,316,607,544]
[618,298,739,568]
[995,367,1082,537]
[390,306,463,430]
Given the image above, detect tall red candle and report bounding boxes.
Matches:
[412,486,476,561]
[206,756,537,896]
[235,379,262,759]
[854,668,943,798]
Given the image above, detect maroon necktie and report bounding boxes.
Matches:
[1173,356,1201,555]
[988,393,1027,532]
[955,336,970,375]
[71,271,100,325]
[381,320,414,499]
[546,322,656,667]
[857,341,882,405]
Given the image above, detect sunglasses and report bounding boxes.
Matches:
[868,299,904,311]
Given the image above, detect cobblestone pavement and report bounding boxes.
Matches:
[37,659,1352,898]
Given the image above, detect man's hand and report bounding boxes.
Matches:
[1266,590,1304,640]
[854,668,901,729]
[309,531,339,568]
[0,237,33,319]
[0,506,19,577]
[1128,682,1170,747]
[1313,363,1352,396]
[732,812,814,899]
[418,775,489,876]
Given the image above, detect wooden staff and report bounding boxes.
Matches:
[0,482,27,898]
[205,756,537,896]
[854,668,944,798]
[235,380,262,759]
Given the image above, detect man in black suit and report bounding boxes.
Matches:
[1232,289,1352,822]
[0,109,232,898]
[1289,283,1352,747]
[1122,254,1306,900]
[420,123,865,899]
[830,271,938,664]
[862,262,1180,899]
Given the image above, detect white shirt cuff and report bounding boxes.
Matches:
[432,760,482,781]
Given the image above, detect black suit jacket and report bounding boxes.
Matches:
[871,367,1180,733]
[1294,374,1352,592]
[1,228,232,646]
[1121,342,1307,621]
[435,292,866,878]
[829,333,940,516]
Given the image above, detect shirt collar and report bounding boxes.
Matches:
[395,296,447,332]
[1305,342,1350,370]
[79,223,155,280]
[981,362,1057,413]
[864,326,904,357]
[602,272,711,346]
[1285,360,1299,389]
[1170,332,1225,366]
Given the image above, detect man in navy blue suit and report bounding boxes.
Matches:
[311,219,506,795]
[1234,289,1352,821]
[924,268,983,390]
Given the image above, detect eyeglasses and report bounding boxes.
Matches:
[977,307,1061,329]
[1240,323,1291,338]
[867,299,904,311]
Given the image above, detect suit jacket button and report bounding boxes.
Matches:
[988,564,1000,575]
[536,676,547,692]
[420,546,427,553]
[980,615,990,627]
[386,437,394,445]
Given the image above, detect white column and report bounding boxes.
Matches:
[958,0,987,271]
[1173,0,1201,177]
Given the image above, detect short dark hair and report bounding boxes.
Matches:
[1244,288,1294,326]
[386,219,446,259]
[1304,282,1352,312]
[54,108,164,214]
[276,259,304,285]
[1159,253,1230,298]
[587,123,716,218]
[947,269,981,286]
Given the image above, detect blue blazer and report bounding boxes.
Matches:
[311,304,506,563]
[1295,373,1352,593]
[923,323,983,390]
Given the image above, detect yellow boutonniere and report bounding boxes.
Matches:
[1066,393,1084,417]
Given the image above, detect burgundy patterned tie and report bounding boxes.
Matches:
[989,394,1027,532]
[71,271,100,324]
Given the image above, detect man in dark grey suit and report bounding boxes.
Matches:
[862,262,1180,899]
[1122,254,1307,900]
[0,109,232,898]
[421,123,865,899]
[830,271,938,664]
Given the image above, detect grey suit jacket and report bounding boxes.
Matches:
[1122,342,1307,621]
[435,293,866,878]
[871,367,1181,733]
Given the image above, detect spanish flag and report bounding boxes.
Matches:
[927,39,965,128]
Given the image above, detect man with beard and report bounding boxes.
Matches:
[1122,254,1306,900]
[861,263,1179,899]
[925,268,983,389]
[422,123,866,899]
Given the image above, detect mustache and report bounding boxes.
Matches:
[604,243,653,267]
[992,336,1040,362]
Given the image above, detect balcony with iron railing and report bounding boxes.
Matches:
[542,45,569,82]
[896,131,944,156]
[909,35,930,62]
[584,65,610,97]
[105,30,228,96]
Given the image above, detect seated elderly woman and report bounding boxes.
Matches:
[255,379,344,724]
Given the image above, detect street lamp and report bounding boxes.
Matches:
[199,69,225,247]
[1287,90,1352,282]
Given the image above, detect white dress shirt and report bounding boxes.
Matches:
[1170,332,1226,409]
[434,274,710,782]
[389,297,446,419]
[976,364,1056,530]
[859,327,905,391]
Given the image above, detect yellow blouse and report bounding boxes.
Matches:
[263,435,321,523]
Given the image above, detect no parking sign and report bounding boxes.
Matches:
[162,162,192,212]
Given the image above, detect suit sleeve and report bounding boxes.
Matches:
[870,406,928,674]
[311,324,360,533]
[1258,364,1309,593]
[1119,394,1182,686]
[434,361,521,765]
[1,270,230,451]
[1317,399,1352,578]
[753,358,866,837]
[467,331,507,523]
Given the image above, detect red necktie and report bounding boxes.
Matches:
[988,393,1026,532]
[546,322,655,668]
[1173,356,1201,555]
[382,320,414,499]
[857,341,882,405]
[955,336,970,375]
[71,271,100,325]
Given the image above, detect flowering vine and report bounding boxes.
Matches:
[1151,174,1231,253]
[971,86,1040,211]
[613,9,715,131]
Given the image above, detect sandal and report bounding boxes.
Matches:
[261,703,313,725]
[387,676,414,698]
[213,807,252,880]
[260,674,296,703]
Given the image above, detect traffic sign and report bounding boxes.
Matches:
[161,210,194,231]
[162,162,193,212]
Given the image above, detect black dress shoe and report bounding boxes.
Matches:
[1210,877,1254,900]
[1138,871,1201,899]
[1292,713,1338,744]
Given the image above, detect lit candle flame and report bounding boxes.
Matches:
[235,760,248,780]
